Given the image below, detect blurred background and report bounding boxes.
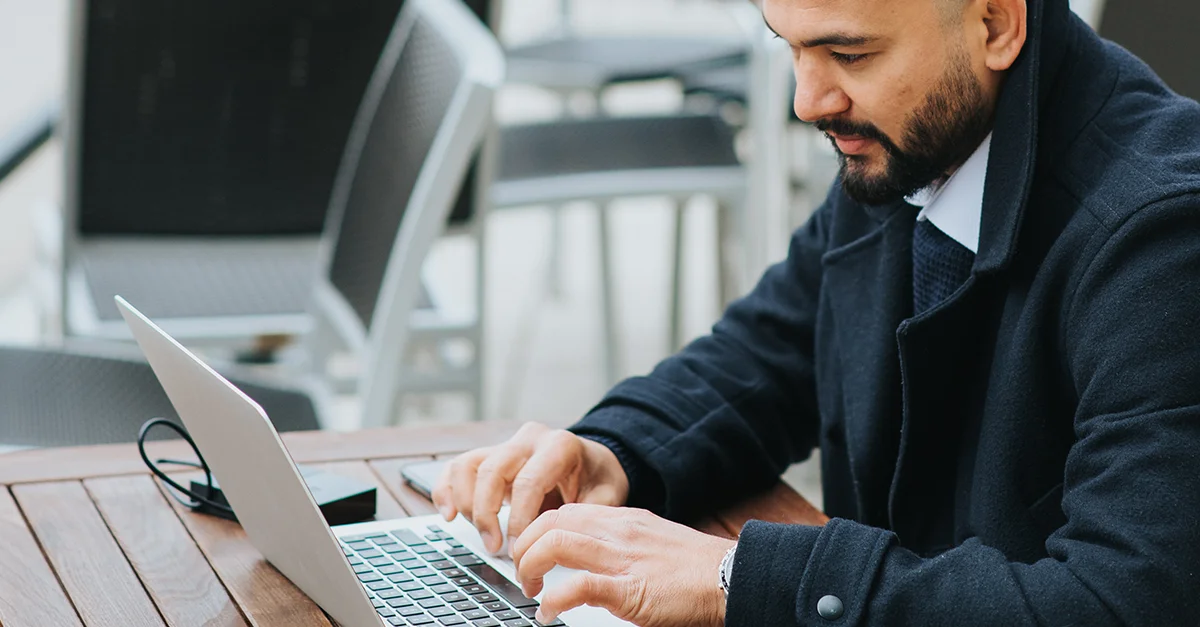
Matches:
[0,0,1183,504]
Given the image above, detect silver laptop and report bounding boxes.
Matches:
[117,296,630,627]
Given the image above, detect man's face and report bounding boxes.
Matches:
[764,0,998,205]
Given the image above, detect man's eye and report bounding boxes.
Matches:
[830,51,868,65]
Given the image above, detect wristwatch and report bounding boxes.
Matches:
[718,543,738,598]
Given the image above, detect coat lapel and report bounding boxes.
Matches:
[821,203,914,528]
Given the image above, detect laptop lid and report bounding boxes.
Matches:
[116,296,382,627]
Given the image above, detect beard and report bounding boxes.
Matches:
[817,48,994,206]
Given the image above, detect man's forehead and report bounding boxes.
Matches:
[763,0,935,42]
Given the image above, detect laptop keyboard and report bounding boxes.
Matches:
[340,524,568,627]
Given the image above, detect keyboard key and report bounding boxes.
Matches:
[348,541,373,551]
[474,593,499,604]
[445,547,474,557]
[455,554,486,567]
[359,549,385,559]
[465,564,539,608]
[409,614,436,625]
[358,572,384,583]
[440,592,468,603]
[421,552,447,562]
[348,556,364,565]
[370,557,394,567]
[389,617,407,626]
[342,546,354,556]
[393,528,426,545]
[378,589,405,600]
[519,608,538,619]
[502,620,531,627]
[450,576,477,587]
[427,524,444,532]
[410,567,436,578]
[388,598,415,609]
[482,601,508,612]
[399,581,425,592]
[385,546,414,556]
[431,584,457,594]
[428,605,455,617]
[398,606,427,617]
[421,575,446,587]
[462,585,488,595]
[373,536,399,546]
[472,618,501,627]
[342,534,372,542]
[390,573,415,584]
[532,620,564,627]
[439,617,467,626]
[378,607,396,617]
[413,544,441,555]
[493,610,520,620]
[429,561,457,571]
[372,598,387,608]
[419,598,446,609]
[380,565,405,575]
[409,589,435,600]
[443,568,468,578]
[446,540,464,548]
[462,609,489,620]
[452,600,478,611]
[353,564,375,574]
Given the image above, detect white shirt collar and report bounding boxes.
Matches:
[905,133,992,254]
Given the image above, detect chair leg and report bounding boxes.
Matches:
[670,199,686,353]
[598,204,620,386]
[546,205,565,298]
[716,199,732,312]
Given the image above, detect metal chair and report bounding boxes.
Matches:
[0,344,318,448]
[58,0,406,343]
[305,0,504,428]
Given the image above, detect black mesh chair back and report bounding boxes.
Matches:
[1100,0,1200,102]
[0,346,319,448]
[326,9,469,328]
[71,0,403,236]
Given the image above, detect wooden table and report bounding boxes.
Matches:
[0,423,826,626]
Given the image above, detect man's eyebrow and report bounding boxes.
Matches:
[762,15,877,48]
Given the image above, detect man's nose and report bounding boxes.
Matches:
[792,58,850,123]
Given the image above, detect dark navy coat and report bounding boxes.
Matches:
[571,0,1200,624]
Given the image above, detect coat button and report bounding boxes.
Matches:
[817,595,844,620]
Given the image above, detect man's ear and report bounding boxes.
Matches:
[982,0,1027,71]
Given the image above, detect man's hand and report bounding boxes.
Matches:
[511,503,733,627]
[432,422,630,553]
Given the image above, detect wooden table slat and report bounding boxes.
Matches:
[159,476,332,627]
[85,476,249,627]
[0,488,84,627]
[367,457,440,517]
[715,482,829,536]
[306,461,408,522]
[12,481,166,626]
[0,422,523,486]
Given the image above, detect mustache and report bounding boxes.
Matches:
[814,118,897,153]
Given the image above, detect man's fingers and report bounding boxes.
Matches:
[537,573,623,624]
[511,503,621,568]
[472,451,527,553]
[515,529,619,597]
[506,440,581,551]
[445,450,488,523]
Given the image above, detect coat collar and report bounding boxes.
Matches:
[974,0,1072,274]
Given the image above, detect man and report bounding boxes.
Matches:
[435,0,1200,624]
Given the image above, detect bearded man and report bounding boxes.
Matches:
[436,0,1200,624]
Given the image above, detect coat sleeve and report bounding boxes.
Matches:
[567,198,834,521]
[725,199,1200,626]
